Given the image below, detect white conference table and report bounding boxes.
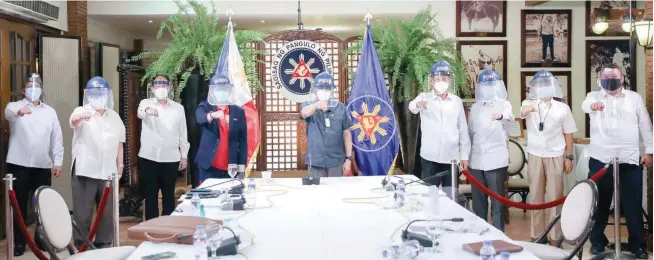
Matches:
[126,176,539,260]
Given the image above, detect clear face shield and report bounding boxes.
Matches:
[529,76,559,104]
[83,87,114,110]
[25,74,44,102]
[597,68,624,95]
[475,79,507,103]
[148,78,174,101]
[207,83,234,106]
[430,73,454,95]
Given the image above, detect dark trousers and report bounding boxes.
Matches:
[139,158,179,220]
[470,167,508,231]
[197,166,230,185]
[541,34,554,60]
[588,157,644,250]
[420,158,459,187]
[7,164,51,248]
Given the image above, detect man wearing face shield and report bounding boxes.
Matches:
[4,73,63,256]
[137,75,189,220]
[195,74,248,182]
[581,63,652,258]
[468,69,514,231]
[68,76,125,248]
[409,61,470,187]
[520,70,576,244]
[300,72,353,177]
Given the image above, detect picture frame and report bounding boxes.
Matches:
[457,40,508,99]
[456,0,507,37]
[521,9,572,68]
[585,39,634,136]
[585,1,641,37]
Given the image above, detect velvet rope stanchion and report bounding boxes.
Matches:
[461,166,608,210]
[77,184,112,253]
[7,190,48,260]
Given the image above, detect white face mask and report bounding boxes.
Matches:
[433,82,449,94]
[89,97,106,109]
[154,88,168,100]
[25,88,42,101]
[316,89,332,101]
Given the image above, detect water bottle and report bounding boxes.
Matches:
[499,251,510,260]
[246,179,257,208]
[428,186,441,216]
[395,179,406,208]
[479,240,496,260]
[191,193,201,216]
[247,178,256,191]
[193,225,209,260]
[200,204,206,217]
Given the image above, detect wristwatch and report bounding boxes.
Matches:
[345,156,354,161]
[565,155,574,161]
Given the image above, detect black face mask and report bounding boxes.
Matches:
[600,79,622,91]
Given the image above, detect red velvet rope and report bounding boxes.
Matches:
[78,185,112,252]
[461,167,608,210]
[8,190,49,260]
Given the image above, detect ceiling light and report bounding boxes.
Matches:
[148,20,153,23]
[621,13,635,32]
[260,20,265,23]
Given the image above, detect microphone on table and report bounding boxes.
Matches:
[401,218,465,247]
[382,171,449,190]
[186,178,245,199]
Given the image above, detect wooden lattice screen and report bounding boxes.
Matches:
[254,31,346,172]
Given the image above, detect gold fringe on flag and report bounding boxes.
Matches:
[245,144,260,178]
[386,154,398,176]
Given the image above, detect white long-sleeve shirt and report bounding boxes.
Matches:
[70,106,126,180]
[582,89,653,165]
[5,99,63,168]
[137,99,189,162]
[521,99,577,158]
[409,93,471,164]
[468,100,514,171]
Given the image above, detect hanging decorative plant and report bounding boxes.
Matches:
[344,5,470,100]
[130,0,268,102]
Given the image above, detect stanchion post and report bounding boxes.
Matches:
[450,160,457,201]
[111,173,120,247]
[4,173,15,260]
[602,157,635,260]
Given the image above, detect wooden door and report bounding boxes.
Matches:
[0,17,35,238]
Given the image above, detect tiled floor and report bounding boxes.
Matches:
[0,208,650,259]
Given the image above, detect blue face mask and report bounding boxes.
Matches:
[25,88,42,101]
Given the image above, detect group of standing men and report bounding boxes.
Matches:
[4,58,652,258]
[407,60,652,258]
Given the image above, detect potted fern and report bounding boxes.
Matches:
[344,6,469,174]
[130,0,267,185]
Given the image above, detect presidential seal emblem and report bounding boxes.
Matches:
[271,40,334,103]
[347,95,397,152]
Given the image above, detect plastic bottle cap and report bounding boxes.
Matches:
[501,252,510,256]
[483,240,492,246]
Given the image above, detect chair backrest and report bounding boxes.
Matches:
[34,186,73,249]
[560,179,598,242]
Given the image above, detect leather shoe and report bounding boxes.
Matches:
[14,245,25,256]
[631,247,649,259]
[589,246,605,255]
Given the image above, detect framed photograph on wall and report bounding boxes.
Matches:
[521,10,572,67]
[457,41,508,99]
[456,0,506,37]
[585,39,634,136]
[586,1,642,36]
[520,71,572,105]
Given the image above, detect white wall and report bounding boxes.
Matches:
[43,0,67,32]
[88,17,135,50]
